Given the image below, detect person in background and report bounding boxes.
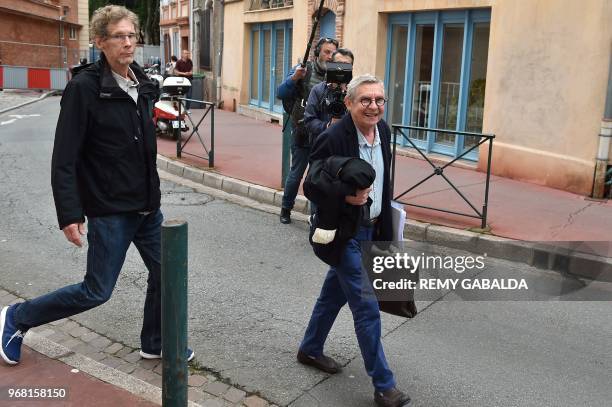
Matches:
[174,50,193,112]
[277,37,339,224]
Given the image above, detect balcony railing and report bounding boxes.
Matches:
[249,0,293,11]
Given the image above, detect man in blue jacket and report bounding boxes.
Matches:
[1,5,194,366]
[304,48,354,142]
[277,37,338,224]
[298,74,413,407]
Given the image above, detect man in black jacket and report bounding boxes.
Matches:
[298,74,412,407]
[0,5,194,366]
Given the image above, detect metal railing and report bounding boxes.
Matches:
[176,98,215,167]
[249,0,293,11]
[391,125,495,229]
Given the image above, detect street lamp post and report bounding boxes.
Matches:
[59,16,66,67]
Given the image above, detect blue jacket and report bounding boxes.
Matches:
[304,81,333,141]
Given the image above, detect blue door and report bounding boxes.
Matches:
[386,10,491,160]
[250,21,293,114]
[320,11,336,39]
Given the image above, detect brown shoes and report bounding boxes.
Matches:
[297,350,342,374]
[374,387,412,407]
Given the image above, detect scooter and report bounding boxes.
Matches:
[148,75,190,140]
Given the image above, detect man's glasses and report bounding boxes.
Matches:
[107,33,137,42]
[359,97,387,108]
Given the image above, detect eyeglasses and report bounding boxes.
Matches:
[359,97,387,108]
[107,33,137,42]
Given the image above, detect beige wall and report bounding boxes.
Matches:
[480,0,611,194]
[221,1,245,110]
[220,0,612,195]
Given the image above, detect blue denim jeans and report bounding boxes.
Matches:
[13,210,163,354]
[299,226,396,392]
[281,141,310,210]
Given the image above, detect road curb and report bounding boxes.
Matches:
[0,90,58,115]
[157,154,612,281]
[23,331,185,406]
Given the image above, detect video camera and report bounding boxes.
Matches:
[323,62,353,119]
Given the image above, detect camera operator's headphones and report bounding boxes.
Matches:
[314,37,339,57]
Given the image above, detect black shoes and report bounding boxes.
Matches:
[374,387,412,407]
[297,350,342,374]
[280,208,291,224]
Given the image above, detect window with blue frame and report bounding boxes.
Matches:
[250,21,293,114]
[386,9,491,160]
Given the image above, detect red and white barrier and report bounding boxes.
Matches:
[0,65,69,91]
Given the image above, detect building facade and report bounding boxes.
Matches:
[0,0,88,68]
[160,0,191,63]
[219,0,612,197]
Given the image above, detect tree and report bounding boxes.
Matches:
[89,0,160,45]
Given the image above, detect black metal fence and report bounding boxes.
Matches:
[391,125,495,229]
[176,98,215,167]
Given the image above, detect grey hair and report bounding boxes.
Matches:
[90,5,139,39]
[346,74,384,101]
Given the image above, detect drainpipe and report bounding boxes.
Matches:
[215,0,224,107]
[190,0,194,55]
[592,46,612,199]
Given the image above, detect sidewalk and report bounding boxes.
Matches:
[0,289,272,407]
[0,346,157,407]
[158,108,612,244]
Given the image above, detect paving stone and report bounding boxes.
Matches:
[60,338,83,349]
[69,326,91,338]
[49,318,68,326]
[123,350,142,364]
[90,336,112,349]
[132,367,158,383]
[47,331,71,343]
[200,398,224,407]
[116,362,137,374]
[73,343,98,356]
[188,374,208,387]
[101,355,124,369]
[145,375,162,388]
[1,295,17,303]
[104,342,123,354]
[32,328,56,338]
[243,395,268,407]
[115,347,133,358]
[223,387,246,404]
[86,352,106,362]
[188,388,206,402]
[80,331,100,343]
[137,358,160,370]
[60,321,79,332]
[203,381,230,397]
[153,363,163,375]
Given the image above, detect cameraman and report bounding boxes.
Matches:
[277,38,338,224]
[304,48,354,142]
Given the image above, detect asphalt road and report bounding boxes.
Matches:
[1,98,611,407]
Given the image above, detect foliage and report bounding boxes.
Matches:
[89,0,160,45]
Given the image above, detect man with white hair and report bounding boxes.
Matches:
[297,74,412,407]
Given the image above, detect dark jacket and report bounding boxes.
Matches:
[304,156,375,266]
[304,81,333,144]
[51,54,161,229]
[309,113,394,243]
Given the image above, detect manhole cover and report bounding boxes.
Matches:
[161,192,211,206]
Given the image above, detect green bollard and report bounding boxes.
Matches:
[161,220,188,407]
[281,114,293,186]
